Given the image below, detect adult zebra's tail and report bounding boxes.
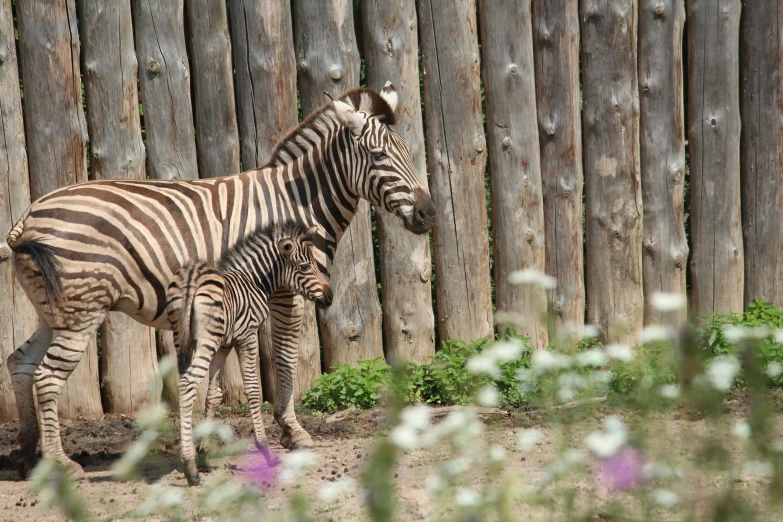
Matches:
[9,238,64,310]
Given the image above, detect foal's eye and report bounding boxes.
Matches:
[299,263,311,271]
[371,150,387,161]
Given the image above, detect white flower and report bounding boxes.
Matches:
[494,311,525,326]
[556,387,576,403]
[157,356,177,380]
[576,348,608,367]
[641,325,676,343]
[724,325,770,343]
[518,429,544,451]
[767,361,783,379]
[489,339,526,362]
[400,404,432,431]
[319,478,355,502]
[652,489,678,507]
[559,372,587,390]
[771,441,783,453]
[642,461,676,480]
[476,385,500,407]
[743,461,774,477]
[563,449,585,465]
[488,445,506,462]
[658,384,681,399]
[583,324,600,339]
[136,483,185,516]
[732,420,751,440]
[605,344,635,362]
[389,424,418,450]
[443,457,472,477]
[508,269,556,289]
[455,487,482,508]
[589,370,613,386]
[193,419,234,443]
[650,292,687,312]
[466,354,501,378]
[426,473,446,492]
[532,350,571,373]
[775,330,783,343]
[135,402,169,431]
[706,355,741,391]
[584,416,628,458]
[280,449,318,483]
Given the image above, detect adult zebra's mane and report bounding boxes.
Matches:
[264,88,396,169]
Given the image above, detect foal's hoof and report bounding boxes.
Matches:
[282,432,313,450]
[184,468,201,487]
[62,459,86,482]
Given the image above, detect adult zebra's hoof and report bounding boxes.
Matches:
[62,459,86,482]
[281,432,313,450]
[9,450,32,480]
[184,464,201,487]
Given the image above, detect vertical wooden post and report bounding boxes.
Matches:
[533,0,585,335]
[686,0,743,317]
[0,0,36,421]
[80,1,161,413]
[741,1,783,307]
[580,0,643,343]
[187,0,245,406]
[293,0,384,374]
[362,0,435,363]
[638,0,688,324]
[532,0,584,336]
[228,0,315,401]
[16,0,103,419]
[132,0,206,410]
[478,0,547,349]
[419,0,493,343]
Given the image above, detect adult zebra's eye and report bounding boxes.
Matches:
[299,263,311,271]
[371,150,387,161]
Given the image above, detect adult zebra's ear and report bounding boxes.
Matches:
[302,225,320,247]
[380,81,398,114]
[277,238,295,257]
[328,93,365,137]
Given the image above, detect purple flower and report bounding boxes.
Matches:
[241,450,279,490]
[596,446,646,493]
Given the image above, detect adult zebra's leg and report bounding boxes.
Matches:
[33,320,105,480]
[269,290,313,449]
[235,334,278,466]
[6,319,53,478]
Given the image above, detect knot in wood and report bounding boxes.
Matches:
[507,63,519,75]
[0,53,5,65]
[711,117,717,125]
[734,248,740,258]
[642,83,649,93]
[654,5,665,18]
[330,68,343,81]
[502,137,512,149]
[673,253,683,268]
[474,135,486,153]
[148,60,160,75]
[546,124,555,136]
[525,230,535,243]
[385,39,394,55]
[612,228,621,239]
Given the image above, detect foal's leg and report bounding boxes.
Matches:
[6,319,53,478]
[33,319,105,479]
[196,345,231,471]
[235,334,278,466]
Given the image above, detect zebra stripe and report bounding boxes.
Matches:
[5,84,436,479]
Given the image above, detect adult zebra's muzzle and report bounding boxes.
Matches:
[315,285,334,309]
[403,187,437,235]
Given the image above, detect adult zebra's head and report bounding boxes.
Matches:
[329,83,437,235]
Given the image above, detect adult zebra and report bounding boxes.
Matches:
[4,83,436,479]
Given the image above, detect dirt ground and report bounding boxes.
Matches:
[0,397,781,521]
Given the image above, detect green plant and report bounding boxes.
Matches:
[302,358,391,412]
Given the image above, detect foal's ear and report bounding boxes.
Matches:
[277,237,296,256]
[302,225,320,246]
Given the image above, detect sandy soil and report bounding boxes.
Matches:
[0,396,781,521]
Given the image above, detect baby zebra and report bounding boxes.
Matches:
[167,222,332,486]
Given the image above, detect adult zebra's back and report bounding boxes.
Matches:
[4,83,436,479]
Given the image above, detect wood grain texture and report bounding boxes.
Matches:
[686,0,743,317]
[479,0,547,349]
[228,0,317,402]
[741,1,783,307]
[0,0,36,421]
[293,0,383,373]
[186,0,245,406]
[16,0,102,419]
[80,0,161,414]
[638,0,687,324]
[418,0,493,343]
[362,0,435,363]
[580,0,643,343]
[532,0,584,335]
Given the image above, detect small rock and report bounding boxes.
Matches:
[394,473,399,478]
[357,453,362,459]
[23,503,27,508]
[331,470,337,475]
[344,467,349,473]
[337,474,342,479]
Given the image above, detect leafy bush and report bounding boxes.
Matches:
[301,358,391,412]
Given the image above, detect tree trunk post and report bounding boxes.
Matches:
[16,0,103,419]
[362,0,435,363]
[580,0,644,344]
[478,0,548,350]
[638,0,688,325]
[418,0,493,344]
[293,0,384,374]
[132,0,205,410]
[532,0,584,337]
[740,1,783,307]
[80,0,161,414]
[228,0,315,402]
[686,0,743,318]
[187,0,245,406]
[0,0,36,421]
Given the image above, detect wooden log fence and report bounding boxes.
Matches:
[3,0,783,420]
